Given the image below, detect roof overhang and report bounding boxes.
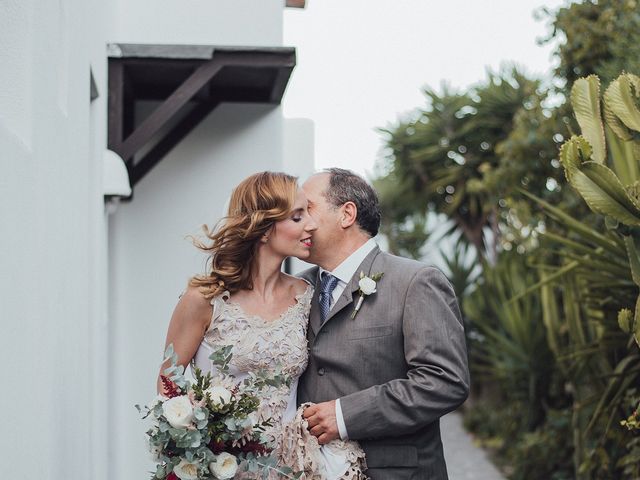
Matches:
[107,44,296,195]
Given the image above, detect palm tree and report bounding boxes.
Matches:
[376,68,542,262]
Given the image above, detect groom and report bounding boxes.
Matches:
[298,168,470,480]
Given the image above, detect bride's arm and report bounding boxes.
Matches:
[157,285,212,395]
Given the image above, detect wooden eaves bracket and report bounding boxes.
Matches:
[107,45,296,196]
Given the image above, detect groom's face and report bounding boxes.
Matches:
[302,173,342,268]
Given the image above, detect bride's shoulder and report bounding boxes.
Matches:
[175,285,214,326]
[281,274,313,296]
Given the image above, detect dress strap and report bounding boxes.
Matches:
[206,290,230,333]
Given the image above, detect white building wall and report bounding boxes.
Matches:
[111,0,283,45]
[284,117,315,180]
[1,0,112,479]
[284,117,316,274]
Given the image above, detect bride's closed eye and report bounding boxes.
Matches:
[291,207,305,222]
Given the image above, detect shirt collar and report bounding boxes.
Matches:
[320,238,378,284]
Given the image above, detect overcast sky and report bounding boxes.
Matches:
[283,0,568,178]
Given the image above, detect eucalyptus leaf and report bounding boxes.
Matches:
[163,344,174,360]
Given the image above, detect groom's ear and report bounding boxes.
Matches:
[339,201,358,229]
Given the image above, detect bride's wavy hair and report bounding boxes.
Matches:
[190,171,298,299]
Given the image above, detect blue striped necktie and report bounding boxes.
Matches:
[319,272,339,323]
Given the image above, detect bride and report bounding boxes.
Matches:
[158,171,366,479]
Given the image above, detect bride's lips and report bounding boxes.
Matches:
[300,237,312,247]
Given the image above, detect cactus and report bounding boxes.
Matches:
[560,74,640,226]
[561,73,640,346]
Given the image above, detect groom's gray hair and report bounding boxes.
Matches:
[323,168,381,237]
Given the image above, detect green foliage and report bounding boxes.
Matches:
[509,409,575,480]
[544,0,640,88]
[464,402,574,480]
[208,344,233,374]
[376,2,640,477]
[464,252,556,430]
[162,344,187,389]
[439,241,478,299]
[376,68,542,258]
[378,211,430,260]
[139,344,299,479]
[509,67,640,477]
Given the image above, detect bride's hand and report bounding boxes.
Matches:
[303,401,339,444]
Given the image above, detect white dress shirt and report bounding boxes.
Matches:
[319,238,377,440]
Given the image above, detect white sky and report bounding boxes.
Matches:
[283,0,569,178]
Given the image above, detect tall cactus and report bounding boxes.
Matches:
[561,73,640,347]
[549,73,640,479]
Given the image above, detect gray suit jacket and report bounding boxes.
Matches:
[298,246,470,480]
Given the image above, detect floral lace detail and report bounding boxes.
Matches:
[280,404,368,479]
[199,285,313,448]
[204,285,312,376]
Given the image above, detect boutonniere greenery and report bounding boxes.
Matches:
[351,271,384,319]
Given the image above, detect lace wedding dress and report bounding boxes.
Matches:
[191,285,367,479]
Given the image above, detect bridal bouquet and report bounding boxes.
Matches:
[137,345,298,480]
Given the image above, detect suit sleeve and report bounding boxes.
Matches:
[339,267,470,439]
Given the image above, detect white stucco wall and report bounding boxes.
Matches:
[284,117,315,179]
[0,0,111,479]
[111,0,283,46]
[284,117,316,274]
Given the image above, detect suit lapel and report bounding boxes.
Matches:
[317,246,382,332]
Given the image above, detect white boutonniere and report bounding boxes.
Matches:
[351,271,384,319]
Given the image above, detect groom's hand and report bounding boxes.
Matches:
[303,400,339,444]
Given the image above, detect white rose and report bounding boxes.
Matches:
[204,385,232,407]
[173,459,200,480]
[358,276,377,295]
[209,452,238,479]
[162,395,194,428]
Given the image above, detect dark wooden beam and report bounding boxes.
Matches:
[286,0,306,8]
[129,101,220,186]
[269,65,295,103]
[115,57,224,161]
[111,44,295,61]
[213,50,295,69]
[107,61,125,149]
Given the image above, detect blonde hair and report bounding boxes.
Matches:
[190,171,298,299]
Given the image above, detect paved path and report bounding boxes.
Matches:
[441,412,506,480]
